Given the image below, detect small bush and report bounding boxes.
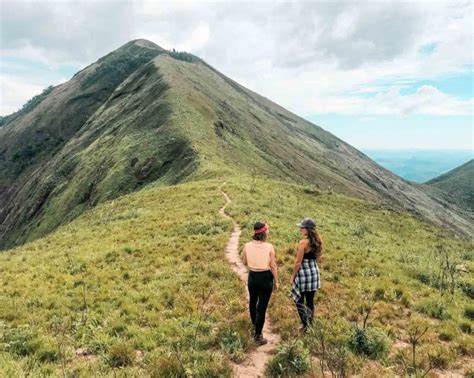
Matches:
[168,50,199,63]
[107,342,135,367]
[464,305,474,320]
[36,341,60,363]
[352,223,371,237]
[460,281,474,299]
[438,323,458,342]
[455,335,474,356]
[394,288,404,299]
[374,287,385,300]
[108,319,127,336]
[414,299,451,320]
[348,326,390,359]
[265,340,310,377]
[419,344,456,370]
[400,294,411,307]
[218,327,245,361]
[414,272,431,285]
[148,354,185,378]
[460,322,472,334]
[3,327,41,357]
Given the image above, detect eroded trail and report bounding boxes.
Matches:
[218,182,280,378]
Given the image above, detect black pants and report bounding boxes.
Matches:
[296,290,316,327]
[248,270,273,337]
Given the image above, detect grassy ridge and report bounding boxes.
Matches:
[0,179,251,376]
[224,176,474,375]
[1,175,472,376]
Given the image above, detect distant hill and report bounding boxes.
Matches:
[424,159,474,212]
[362,149,473,183]
[0,39,472,249]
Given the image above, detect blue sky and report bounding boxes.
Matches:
[0,1,472,151]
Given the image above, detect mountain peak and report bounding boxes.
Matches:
[122,38,165,51]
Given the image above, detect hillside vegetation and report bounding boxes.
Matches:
[1,175,473,376]
[1,39,472,251]
[425,159,474,212]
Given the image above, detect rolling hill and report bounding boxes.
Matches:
[1,176,473,376]
[424,159,474,212]
[0,39,471,250]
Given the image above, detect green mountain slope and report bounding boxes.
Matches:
[424,159,473,212]
[153,54,473,236]
[0,41,196,249]
[0,176,472,376]
[0,39,472,251]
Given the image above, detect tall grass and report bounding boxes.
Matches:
[0,174,472,375]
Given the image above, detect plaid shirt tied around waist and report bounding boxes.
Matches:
[291,258,320,303]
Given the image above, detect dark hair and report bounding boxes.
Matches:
[306,227,323,261]
[252,221,267,241]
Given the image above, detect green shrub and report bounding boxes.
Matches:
[460,322,472,334]
[107,342,135,367]
[460,281,474,299]
[88,331,114,353]
[36,341,59,363]
[374,287,385,300]
[414,299,451,320]
[438,323,458,342]
[191,351,232,377]
[168,50,199,63]
[348,326,390,359]
[148,354,185,378]
[304,318,361,376]
[218,327,245,361]
[420,344,456,370]
[464,305,474,320]
[108,319,127,336]
[3,327,41,357]
[265,340,310,377]
[394,288,404,299]
[414,272,431,285]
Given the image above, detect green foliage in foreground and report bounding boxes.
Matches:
[0,179,250,376]
[0,174,472,376]
[265,340,310,377]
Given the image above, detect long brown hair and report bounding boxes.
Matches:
[306,227,323,261]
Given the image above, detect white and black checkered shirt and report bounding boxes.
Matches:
[291,259,320,302]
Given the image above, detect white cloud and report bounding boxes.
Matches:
[0,75,45,115]
[294,85,472,116]
[0,1,472,117]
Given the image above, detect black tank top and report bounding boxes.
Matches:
[303,245,317,260]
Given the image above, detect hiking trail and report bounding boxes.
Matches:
[218,182,281,378]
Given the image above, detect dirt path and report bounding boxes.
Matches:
[218,182,281,378]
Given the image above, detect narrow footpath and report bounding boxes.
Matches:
[218,182,280,378]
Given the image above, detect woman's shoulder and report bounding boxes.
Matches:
[299,239,309,246]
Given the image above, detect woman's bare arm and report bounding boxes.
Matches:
[269,246,279,289]
[291,240,306,283]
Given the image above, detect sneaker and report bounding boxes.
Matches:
[254,334,268,346]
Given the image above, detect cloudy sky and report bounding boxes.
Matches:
[0,0,472,150]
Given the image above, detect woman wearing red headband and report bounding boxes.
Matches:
[242,221,279,345]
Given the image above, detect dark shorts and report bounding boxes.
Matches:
[248,270,273,291]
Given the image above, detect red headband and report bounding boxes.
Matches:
[254,225,269,234]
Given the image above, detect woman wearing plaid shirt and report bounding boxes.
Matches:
[291,217,323,332]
